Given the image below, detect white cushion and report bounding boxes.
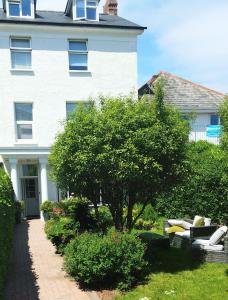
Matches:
[168,219,192,230]
[204,245,224,251]
[209,226,228,246]
[204,218,211,226]
[192,241,223,251]
[175,231,191,239]
[192,239,210,246]
[193,215,204,227]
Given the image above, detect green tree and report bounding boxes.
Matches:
[220,97,228,149]
[49,83,190,231]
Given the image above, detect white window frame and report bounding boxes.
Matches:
[7,0,35,19]
[73,0,99,21]
[14,102,34,141]
[10,37,32,71]
[68,40,89,72]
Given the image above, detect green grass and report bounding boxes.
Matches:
[116,247,228,300]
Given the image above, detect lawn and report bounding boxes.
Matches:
[116,247,228,300]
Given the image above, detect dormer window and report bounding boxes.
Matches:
[7,0,34,18]
[75,0,98,21]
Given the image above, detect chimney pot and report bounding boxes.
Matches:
[103,0,118,16]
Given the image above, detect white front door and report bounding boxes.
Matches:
[22,178,39,217]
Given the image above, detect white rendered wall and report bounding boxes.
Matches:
[0,24,139,148]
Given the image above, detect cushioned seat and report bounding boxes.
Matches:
[175,231,191,239]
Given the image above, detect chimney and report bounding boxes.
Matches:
[103,0,118,16]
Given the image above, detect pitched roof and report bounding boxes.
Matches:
[139,71,225,112]
[0,9,145,30]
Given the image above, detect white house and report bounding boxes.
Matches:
[139,71,225,145]
[0,0,145,218]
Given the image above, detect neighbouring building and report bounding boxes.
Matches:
[139,71,225,145]
[0,0,145,218]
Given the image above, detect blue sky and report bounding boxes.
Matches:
[1,0,228,92]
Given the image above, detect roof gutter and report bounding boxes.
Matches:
[0,19,146,31]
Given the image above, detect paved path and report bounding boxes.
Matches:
[4,220,99,300]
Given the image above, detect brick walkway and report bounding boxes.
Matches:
[4,220,100,300]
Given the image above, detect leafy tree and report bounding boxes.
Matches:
[49,83,190,231]
[220,97,228,149]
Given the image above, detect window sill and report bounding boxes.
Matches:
[14,140,38,146]
[69,70,91,73]
[10,69,34,73]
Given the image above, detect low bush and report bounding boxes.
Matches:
[55,197,92,230]
[64,231,147,290]
[92,206,114,233]
[40,200,54,213]
[45,217,79,254]
[0,169,15,300]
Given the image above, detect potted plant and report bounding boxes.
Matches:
[15,201,24,224]
[40,200,54,221]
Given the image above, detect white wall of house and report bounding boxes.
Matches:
[189,113,220,145]
[0,24,139,147]
[0,23,141,214]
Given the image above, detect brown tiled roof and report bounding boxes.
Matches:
[139,71,225,112]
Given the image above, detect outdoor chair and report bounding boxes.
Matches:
[164,219,218,249]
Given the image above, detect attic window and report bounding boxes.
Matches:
[75,0,98,21]
[8,0,32,17]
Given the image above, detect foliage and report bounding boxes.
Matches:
[220,97,228,149]
[45,217,79,254]
[91,206,114,233]
[0,170,15,300]
[156,141,228,224]
[56,197,92,230]
[0,168,14,200]
[64,231,147,290]
[116,248,227,300]
[40,200,54,213]
[49,84,190,231]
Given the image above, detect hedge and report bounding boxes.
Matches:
[0,169,15,300]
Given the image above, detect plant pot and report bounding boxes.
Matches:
[16,211,22,224]
[43,212,50,222]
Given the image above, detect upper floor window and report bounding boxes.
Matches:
[69,40,88,71]
[10,37,32,70]
[66,101,91,117]
[15,103,33,140]
[75,0,98,21]
[210,114,220,125]
[8,0,32,18]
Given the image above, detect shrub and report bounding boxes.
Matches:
[92,206,114,233]
[64,231,147,290]
[40,200,54,213]
[56,197,92,230]
[45,217,79,254]
[0,170,15,299]
[156,141,228,224]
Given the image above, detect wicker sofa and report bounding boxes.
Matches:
[164,219,228,263]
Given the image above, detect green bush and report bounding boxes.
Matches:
[64,231,147,290]
[40,200,54,213]
[0,170,15,300]
[56,197,92,230]
[92,206,114,233]
[156,141,228,224]
[45,217,79,254]
[0,168,14,200]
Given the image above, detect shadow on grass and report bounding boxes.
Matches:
[4,221,39,300]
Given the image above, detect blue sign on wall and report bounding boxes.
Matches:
[206,125,222,138]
